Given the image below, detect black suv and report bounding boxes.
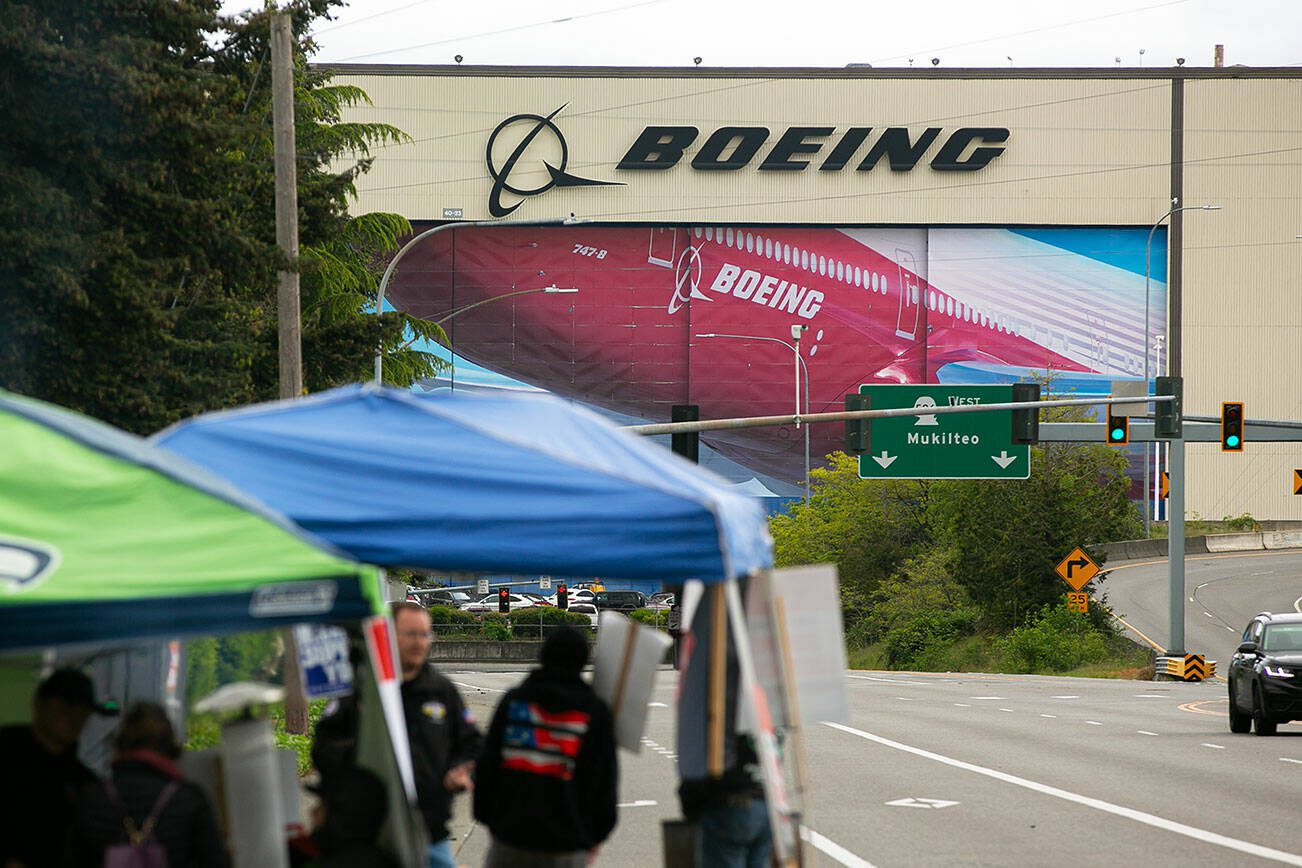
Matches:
[592,590,648,613]
[1228,611,1302,736]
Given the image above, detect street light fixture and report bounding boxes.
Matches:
[1142,199,1220,535]
[373,216,582,384]
[695,330,811,503]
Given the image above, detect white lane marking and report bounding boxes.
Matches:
[800,825,877,868]
[1051,695,1080,700]
[848,675,928,685]
[1294,595,1301,614]
[1281,758,1302,765]
[954,703,972,708]
[1188,596,1195,602]
[1138,730,1159,736]
[825,722,1302,866]
[1201,743,1226,750]
[1204,612,1214,618]
[886,797,959,809]
[618,800,658,808]
[1085,721,1103,726]
[1227,626,1237,632]
[970,696,1004,700]
[648,701,668,707]
[1040,714,1057,719]
[999,708,1014,713]
[896,697,918,701]
[1134,694,1165,698]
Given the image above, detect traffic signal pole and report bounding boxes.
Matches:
[1167,436,1186,655]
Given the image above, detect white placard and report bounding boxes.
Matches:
[476,578,489,596]
[592,612,672,752]
[539,576,552,590]
[745,564,847,727]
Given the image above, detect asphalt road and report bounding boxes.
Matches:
[1099,549,1302,664]
[436,665,1302,867]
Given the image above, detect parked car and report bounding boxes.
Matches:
[646,592,676,611]
[592,590,648,613]
[464,593,539,613]
[1228,611,1302,735]
[406,588,473,609]
[566,602,600,627]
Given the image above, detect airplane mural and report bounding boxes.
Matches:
[385,224,1165,484]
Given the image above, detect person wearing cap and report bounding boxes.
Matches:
[0,668,117,868]
[473,626,618,867]
[314,602,480,868]
[64,701,228,867]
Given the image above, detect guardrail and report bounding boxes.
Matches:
[1155,654,1215,681]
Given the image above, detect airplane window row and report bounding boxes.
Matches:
[692,227,1018,337]
[694,226,892,297]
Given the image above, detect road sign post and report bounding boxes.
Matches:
[855,385,1030,480]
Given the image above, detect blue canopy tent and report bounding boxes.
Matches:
[152,384,773,582]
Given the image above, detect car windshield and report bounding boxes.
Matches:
[1262,624,1302,653]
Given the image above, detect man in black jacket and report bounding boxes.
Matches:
[474,627,617,867]
[0,668,117,868]
[314,603,481,868]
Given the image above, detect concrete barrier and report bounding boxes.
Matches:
[430,640,546,663]
[1204,533,1264,553]
[1263,530,1302,550]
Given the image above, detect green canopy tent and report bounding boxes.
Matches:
[0,389,429,863]
[0,388,384,651]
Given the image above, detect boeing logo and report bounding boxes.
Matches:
[485,105,622,217]
[0,537,60,593]
[665,261,824,320]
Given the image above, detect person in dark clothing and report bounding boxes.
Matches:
[474,627,618,867]
[0,668,118,868]
[290,766,399,868]
[314,603,480,868]
[64,701,228,868]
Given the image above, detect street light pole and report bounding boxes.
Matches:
[1143,200,1220,536]
[696,331,811,503]
[373,216,580,384]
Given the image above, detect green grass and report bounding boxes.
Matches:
[1145,513,1257,539]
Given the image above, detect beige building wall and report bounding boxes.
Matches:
[1182,77,1302,521]
[331,66,1302,521]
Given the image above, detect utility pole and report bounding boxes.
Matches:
[271,10,307,734]
[272,11,302,399]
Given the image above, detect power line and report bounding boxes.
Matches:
[332,0,670,63]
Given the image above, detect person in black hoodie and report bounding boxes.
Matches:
[64,701,228,868]
[474,627,618,867]
[314,603,480,868]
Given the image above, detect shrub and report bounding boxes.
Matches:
[506,606,592,638]
[426,604,481,637]
[628,608,670,631]
[996,605,1109,673]
[479,613,511,641]
[882,608,978,670]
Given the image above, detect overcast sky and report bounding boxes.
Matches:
[221,0,1301,69]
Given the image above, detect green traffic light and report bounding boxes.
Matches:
[1111,427,1126,441]
[1226,434,1240,448]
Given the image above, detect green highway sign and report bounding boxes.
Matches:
[856,385,1030,480]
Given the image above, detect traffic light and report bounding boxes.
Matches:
[1106,406,1129,445]
[557,584,569,610]
[1010,382,1040,444]
[1154,376,1183,439]
[671,404,699,463]
[1221,402,1244,452]
[498,588,510,613]
[844,394,870,454]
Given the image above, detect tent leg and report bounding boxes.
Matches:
[707,583,727,776]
